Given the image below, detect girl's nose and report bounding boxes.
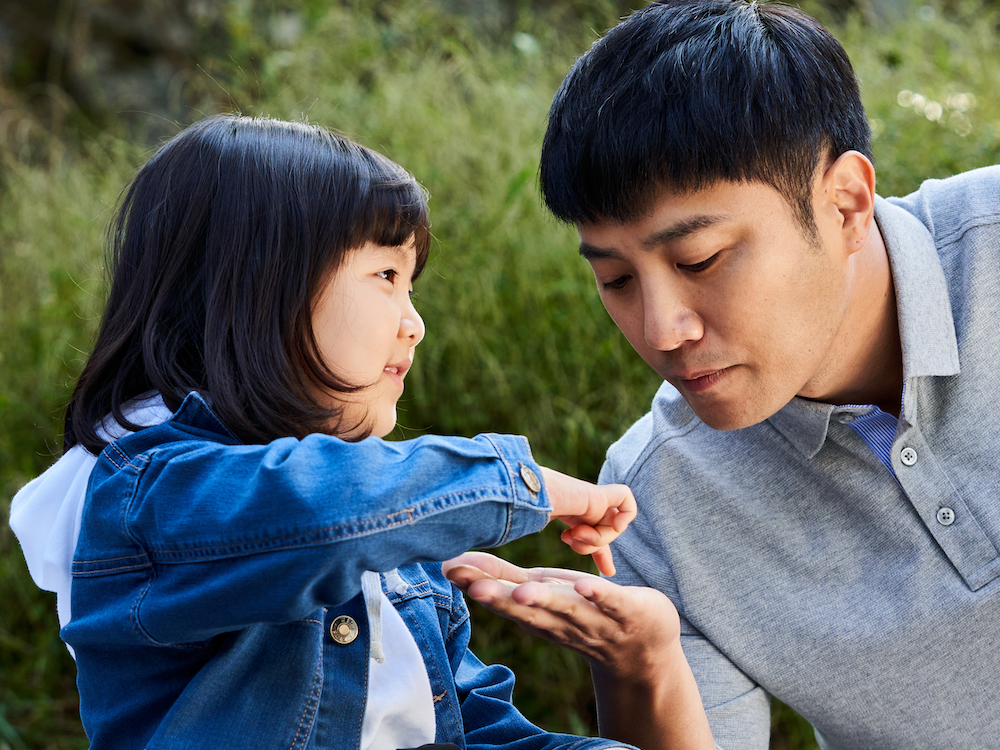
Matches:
[401,298,425,346]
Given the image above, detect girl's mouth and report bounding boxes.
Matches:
[383,365,406,389]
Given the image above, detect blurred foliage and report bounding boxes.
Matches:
[3,0,1000,747]
[839,1,1000,195]
[0,134,137,750]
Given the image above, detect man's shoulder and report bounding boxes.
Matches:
[887,164,1000,241]
[603,381,787,491]
[604,382,703,483]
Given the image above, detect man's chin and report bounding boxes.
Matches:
[686,400,773,432]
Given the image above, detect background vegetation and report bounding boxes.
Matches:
[3,1,1000,748]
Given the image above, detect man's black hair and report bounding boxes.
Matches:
[540,0,872,236]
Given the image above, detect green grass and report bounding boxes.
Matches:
[0,137,136,750]
[4,0,1000,746]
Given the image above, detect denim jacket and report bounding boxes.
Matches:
[63,393,626,750]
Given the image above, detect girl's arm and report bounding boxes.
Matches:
[77,396,631,645]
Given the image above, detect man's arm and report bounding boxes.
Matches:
[443,552,714,750]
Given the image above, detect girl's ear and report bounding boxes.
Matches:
[819,150,876,256]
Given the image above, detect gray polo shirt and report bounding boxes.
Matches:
[603,166,1000,750]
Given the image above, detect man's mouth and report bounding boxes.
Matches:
[675,367,731,393]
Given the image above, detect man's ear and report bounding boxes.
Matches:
[817,151,876,256]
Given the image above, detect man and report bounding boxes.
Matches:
[445,1,1000,748]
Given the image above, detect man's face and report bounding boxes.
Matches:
[579,179,856,431]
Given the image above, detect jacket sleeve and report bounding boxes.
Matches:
[76,407,552,645]
[443,584,637,750]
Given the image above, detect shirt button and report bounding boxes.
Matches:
[899,447,918,466]
[936,507,956,526]
[519,463,542,495]
[330,615,359,644]
[394,583,409,595]
[837,413,856,424]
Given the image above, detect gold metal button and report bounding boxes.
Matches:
[519,463,541,495]
[330,615,359,644]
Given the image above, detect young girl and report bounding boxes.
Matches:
[10,115,638,750]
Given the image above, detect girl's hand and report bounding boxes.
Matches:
[538,466,636,576]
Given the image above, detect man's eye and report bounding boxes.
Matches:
[678,253,719,273]
[377,269,398,283]
[602,275,630,291]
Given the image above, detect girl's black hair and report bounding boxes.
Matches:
[540,0,872,238]
[65,114,431,453]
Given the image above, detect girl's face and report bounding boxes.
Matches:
[311,239,425,439]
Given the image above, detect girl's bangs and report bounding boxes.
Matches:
[364,179,432,277]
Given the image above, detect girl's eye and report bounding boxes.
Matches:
[678,252,720,273]
[377,269,398,283]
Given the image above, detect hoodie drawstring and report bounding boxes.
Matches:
[361,571,385,664]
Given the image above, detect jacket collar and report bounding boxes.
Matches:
[168,391,241,442]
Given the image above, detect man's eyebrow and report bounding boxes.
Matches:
[578,214,727,260]
[642,214,725,247]
[579,242,618,260]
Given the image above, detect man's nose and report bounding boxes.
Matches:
[643,285,704,351]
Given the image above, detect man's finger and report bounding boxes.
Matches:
[473,582,609,641]
[574,578,674,625]
[464,580,580,636]
[465,577,519,604]
[444,553,597,586]
[442,552,530,584]
[442,563,497,591]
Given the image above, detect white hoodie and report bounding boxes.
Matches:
[9,393,171,635]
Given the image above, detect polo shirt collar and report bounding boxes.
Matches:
[767,196,960,458]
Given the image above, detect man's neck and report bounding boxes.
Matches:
[806,223,905,415]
